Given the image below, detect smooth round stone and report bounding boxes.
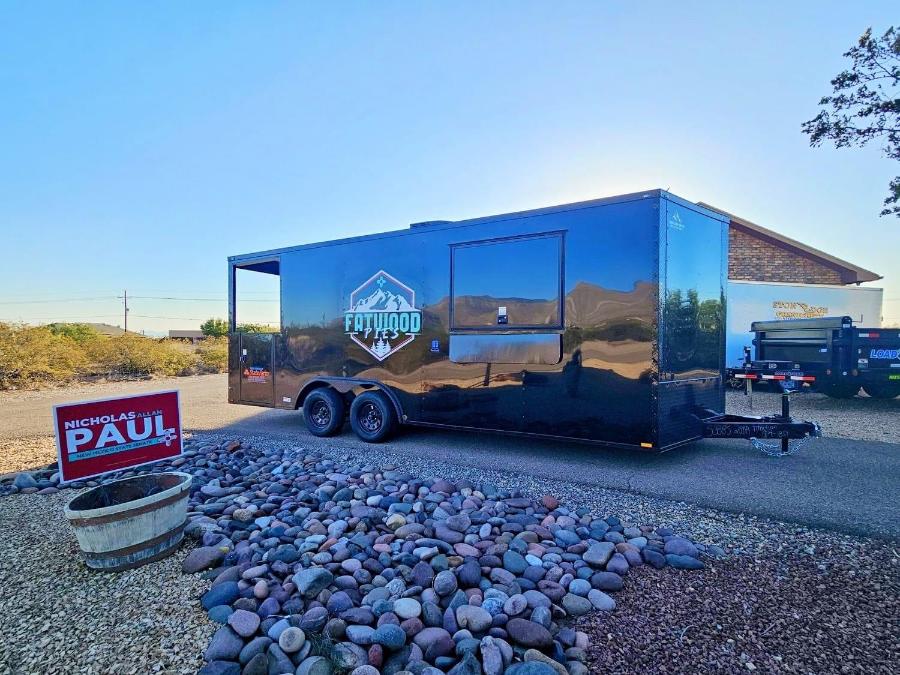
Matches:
[568,579,591,597]
[588,589,615,611]
[433,570,458,596]
[590,571,624,592]
[207,605,233,624]
[241,564,268,580]
[342,558,363,573]
[350,667,380,675]
[502,551,528,574]
[505,618,553,649]
[267,618,290,641]
[503,594,528,617]
[346,625,375,645]
[296,655,332,675]
[561,593,593,617]
[394,598,422,619]
[606,553,629,575]
[278,627,306,653]
[227,608,261,637]
[456,604,492,633]
[457,561,482,588]
[664,537,699,558]
[372,623,407,650]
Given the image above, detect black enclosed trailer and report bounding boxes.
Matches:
[228,190,818,450]
[729,316,900,399]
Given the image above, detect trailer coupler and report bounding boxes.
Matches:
[700,392,821,454]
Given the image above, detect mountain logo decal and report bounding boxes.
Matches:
[345,271,422,361]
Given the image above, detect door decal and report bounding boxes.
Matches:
[344,270,422,361]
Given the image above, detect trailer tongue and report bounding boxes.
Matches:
[699,392,821,455]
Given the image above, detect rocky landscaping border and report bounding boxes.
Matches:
[3,437,714,675]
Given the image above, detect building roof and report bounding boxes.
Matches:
[168,329,204,338]
[697,202,882,285]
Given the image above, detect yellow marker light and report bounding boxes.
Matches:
[640,442,653,448]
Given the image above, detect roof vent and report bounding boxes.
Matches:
[409,220,453,229]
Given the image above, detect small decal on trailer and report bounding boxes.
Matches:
[344,270,422,361]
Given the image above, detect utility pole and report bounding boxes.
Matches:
[117,290,129,333]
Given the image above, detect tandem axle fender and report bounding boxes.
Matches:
[699,392,821,455]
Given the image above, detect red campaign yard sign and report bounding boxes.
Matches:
[53,390,182,483]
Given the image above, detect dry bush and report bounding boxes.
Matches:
[84,334,196,377]
[0,324,230,389]
[0,323,88,389]
[196,336,228,373]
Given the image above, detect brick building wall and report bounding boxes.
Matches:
[728,226,844,285]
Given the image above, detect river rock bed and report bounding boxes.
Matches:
[4,437,713,675]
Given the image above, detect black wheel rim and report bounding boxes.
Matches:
[310,400,331,428]
[358,402,382,433]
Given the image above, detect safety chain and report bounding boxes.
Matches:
[750,434,812,457]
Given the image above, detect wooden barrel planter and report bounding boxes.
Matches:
[64,471,192,571]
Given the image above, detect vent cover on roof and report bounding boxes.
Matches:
[409,220,453,229]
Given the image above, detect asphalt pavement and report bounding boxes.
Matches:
[2,374,897,539]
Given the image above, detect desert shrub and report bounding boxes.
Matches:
[197,336,228,372]
[0,322,87,389]
[84,334,196,377]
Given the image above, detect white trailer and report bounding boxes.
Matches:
[726,280,883,367]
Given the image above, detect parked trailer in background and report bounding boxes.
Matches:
[726,280,883,368]
[228,190,818,452]
[729,316,900,399]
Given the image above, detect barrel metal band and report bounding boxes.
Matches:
[68,489,188,527]
[81,521,187,560]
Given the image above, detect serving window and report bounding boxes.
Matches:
[450,232,564,331]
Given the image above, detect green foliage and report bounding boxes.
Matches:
[0,323,230,389]
[237,322,279,333]
[200,317,229,337]
[47,322,99,343]
[802,26,900,217]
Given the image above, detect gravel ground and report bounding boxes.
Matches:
[0,432,897,674]
[0,437,57,476]
[0,491,215,675]
[726,388,900,444]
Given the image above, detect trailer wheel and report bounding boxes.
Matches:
[862,383,900,399]
[822,383,860,399]
[303,388,346,437]
[349,391,397,443]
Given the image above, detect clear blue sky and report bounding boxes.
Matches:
[1,1,898,332]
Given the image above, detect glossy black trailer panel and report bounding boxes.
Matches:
[228,190,729,450]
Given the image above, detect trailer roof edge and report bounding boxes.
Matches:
[229,189,721,263]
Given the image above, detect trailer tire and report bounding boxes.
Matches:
[862,383,900,399]
[303,388,346,437]
[349,391,397,443]
[823,384,859,399]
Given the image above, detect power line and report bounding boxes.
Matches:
[0,296,117,305]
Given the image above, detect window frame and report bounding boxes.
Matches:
[449,231,566,332]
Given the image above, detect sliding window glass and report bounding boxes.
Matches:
[451,233,564,330]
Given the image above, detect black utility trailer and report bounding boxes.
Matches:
[228,190,818,451]
[729,316,900,399]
